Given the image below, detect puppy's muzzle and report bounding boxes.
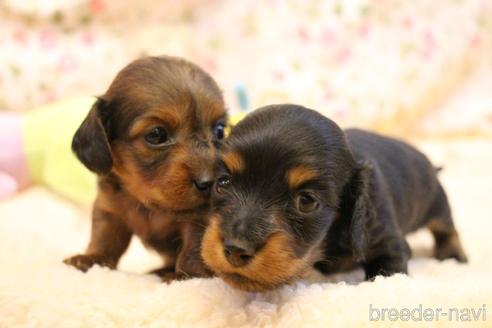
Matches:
[223,238,255,267]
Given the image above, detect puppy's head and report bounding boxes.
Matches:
[201,105,370,291]
[72,56,227,210]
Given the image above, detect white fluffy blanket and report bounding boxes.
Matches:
[1,140,491,328]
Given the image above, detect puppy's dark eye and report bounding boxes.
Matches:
[213,121,226,140]
[295,193,319,213]
[216,175,231,193]
[144,127,168,146]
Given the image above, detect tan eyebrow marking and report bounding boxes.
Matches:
[203,102,227,125]
[222,151,245,174]
[129,110,181,138]
[286,165,318,189]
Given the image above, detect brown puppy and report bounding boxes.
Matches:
[64,56,227,281]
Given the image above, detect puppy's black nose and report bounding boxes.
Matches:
[223,239,255,267]
[193,179,213,193]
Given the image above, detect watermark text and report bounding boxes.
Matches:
[369,304,487,322]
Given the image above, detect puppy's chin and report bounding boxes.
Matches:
[220,272,283,292]
[201,216,315,292]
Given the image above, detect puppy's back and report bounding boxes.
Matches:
[345,129,439,233]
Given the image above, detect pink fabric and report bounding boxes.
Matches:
[0,113,31,189]
[0,172,18,200]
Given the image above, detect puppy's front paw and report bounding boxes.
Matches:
[63,254,98,272]
[364,256,409,281]
[149,266,175,277]
[177,259,213,278]
[160,272,190,284]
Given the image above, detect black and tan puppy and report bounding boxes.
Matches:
[64,56,227,281]
[201,104,467,291]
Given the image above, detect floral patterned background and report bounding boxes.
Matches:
[1,0,491,137]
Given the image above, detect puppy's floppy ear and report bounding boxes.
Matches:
[72,97,113,174]
[341,160,375,262]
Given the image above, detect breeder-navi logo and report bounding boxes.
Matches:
[369,304,487,322]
